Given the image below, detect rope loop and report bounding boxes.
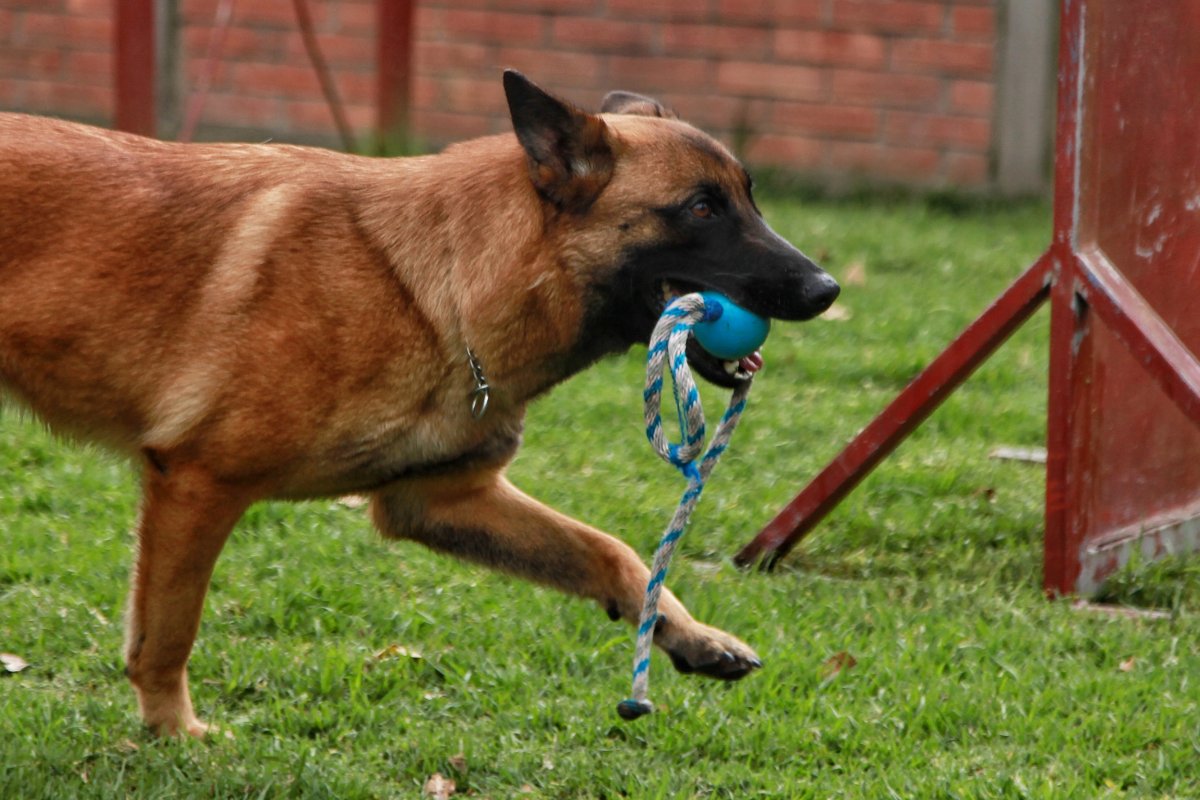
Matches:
[620,292,753,719]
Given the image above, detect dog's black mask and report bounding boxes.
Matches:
[613,188,840,388]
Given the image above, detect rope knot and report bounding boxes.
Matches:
[621,292,753,719]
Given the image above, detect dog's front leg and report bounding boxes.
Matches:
[124,461,252,737]
[371,473,761,680]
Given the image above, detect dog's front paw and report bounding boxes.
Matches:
[657,619,762,681]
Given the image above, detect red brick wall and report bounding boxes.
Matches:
[0,0,999,187]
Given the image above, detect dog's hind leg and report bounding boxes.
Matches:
[372,473,761,681]
[124,458,252,737]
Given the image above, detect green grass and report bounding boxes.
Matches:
[4,193,1200,798]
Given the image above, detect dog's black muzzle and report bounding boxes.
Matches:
[722,221,840,322]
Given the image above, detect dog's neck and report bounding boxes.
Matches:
[354,137,604,408]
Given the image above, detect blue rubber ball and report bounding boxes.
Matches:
[693,291,770,360]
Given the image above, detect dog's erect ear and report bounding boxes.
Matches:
[599,90,678,120]
[503,70,614,213]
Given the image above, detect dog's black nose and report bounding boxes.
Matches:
[808,272,840,316]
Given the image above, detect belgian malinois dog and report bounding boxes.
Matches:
[0,71,838,736]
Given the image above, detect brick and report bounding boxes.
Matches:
[831,0,945,34]
[229,62,321,97]
[285,98,372,135]
[24,80,111,115]
[416,41,496,74]
[744,134,825,170]
[491,0,598,11]
[771,101,880,139]
[716,61,824,102]
[22,12,110,50]
[495,47,603,89]
[945,151,989,185]
[183,26,287,61]
[663,23,772,59]
[202,91,286,129]
[0,78,29,106]
[2,0,68,9]
[830,68,940,109]
[446,10,547,47]
[414,6,448,41]
[0,47,64,78]
[829,141,940,181]
[441,75,510,116]
[885,110,992,150]
[774,30,887,68]
[282,33,377,69]
[332,70,373,106]
[608,55,713,92]
[333,1,376,35]
[951,5,996,39]
[891,38,994,76]
[948,79,994,115]
[65,50,112,85]
[550,17,656,52]
[410,75,441,109]
[181,0,220,21]
[717,0,822,24]
[66,0,110,16]
[663,93,765,131]
[606,0,716,22]
[232,0,302,30]
[412,108,494,143]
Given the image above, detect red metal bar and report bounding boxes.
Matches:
[734,256,1055,569]
[1075,248,1200,427]
[377,0,415,152]
[1043,252,1084,596]
[114,0,156,136]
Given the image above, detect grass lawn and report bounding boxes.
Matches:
[3,191,1200,798]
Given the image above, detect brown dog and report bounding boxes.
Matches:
[0,71,838,736]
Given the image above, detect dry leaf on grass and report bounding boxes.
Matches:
[448,753,467,773]
[1,653,29,673]
[821,304,852,322]
[820,651,857,680]
[1119,656,1136,672]
[372,644,423,661]
[423,773,456,799]
[843,261,868,286]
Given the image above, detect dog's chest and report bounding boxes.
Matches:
[310,414,523,496]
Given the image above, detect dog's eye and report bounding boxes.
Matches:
[690,199,713,219]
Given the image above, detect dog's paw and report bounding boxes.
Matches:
[657,619,762,681]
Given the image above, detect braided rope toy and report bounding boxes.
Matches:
[616,292,759,721]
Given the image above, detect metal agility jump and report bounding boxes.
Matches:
[738,0,1200,598]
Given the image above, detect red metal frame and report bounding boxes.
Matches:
[114,0,156,136]
[377,0,415,150]
[738,0,1200,596]
[114,0,416,148]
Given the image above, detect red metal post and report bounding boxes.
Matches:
[114,0,156,136]
[377,0,415,152]
[1040,0,1086,597]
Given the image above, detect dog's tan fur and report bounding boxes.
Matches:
[0,74,838,736]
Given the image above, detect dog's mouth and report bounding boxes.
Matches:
[655,280,764,389]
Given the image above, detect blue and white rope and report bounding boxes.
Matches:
[617,293,753,720]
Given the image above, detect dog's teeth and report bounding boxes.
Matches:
[723,360,738,375]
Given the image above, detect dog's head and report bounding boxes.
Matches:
[503,70,839,387]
